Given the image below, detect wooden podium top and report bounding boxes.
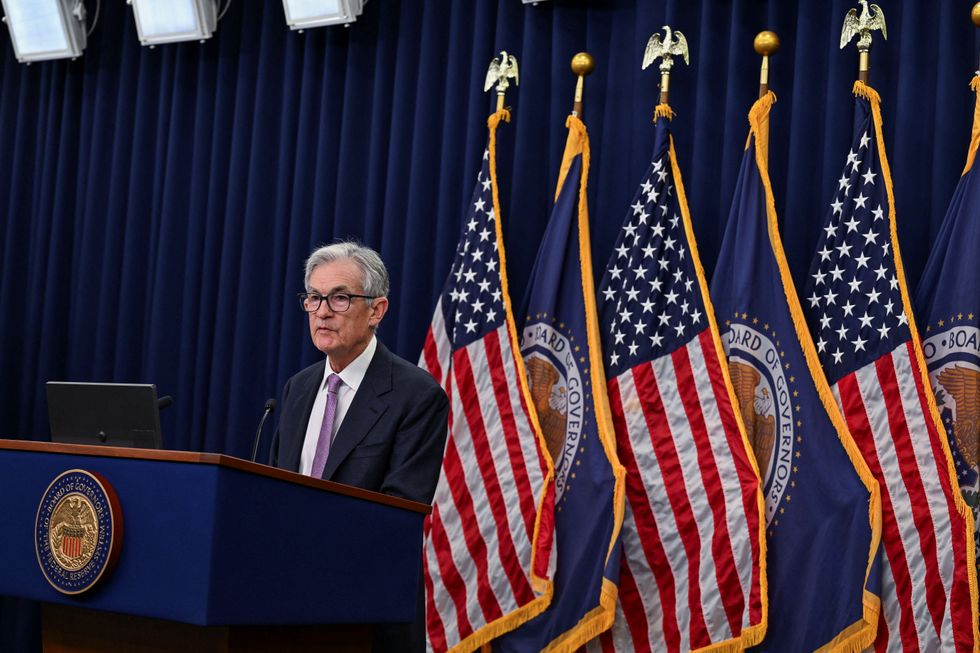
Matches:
[0,439,431,515]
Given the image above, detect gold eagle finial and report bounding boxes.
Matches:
[642,25,690,73]
[840,0,887,52]
[484,51,519,94]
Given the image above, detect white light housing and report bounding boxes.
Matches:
[0,0,87,63]
[128,0,217,46]
[282,0,366,30]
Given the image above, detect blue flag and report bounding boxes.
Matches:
[915,76,980,603]
[494,116,625,652]
[709,93,882,652]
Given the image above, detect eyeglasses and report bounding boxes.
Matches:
[298,291,377,313]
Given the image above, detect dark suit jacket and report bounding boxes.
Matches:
[271,340,449,505]
[270,341,448,653]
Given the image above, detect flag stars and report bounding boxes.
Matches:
[862,169,877,186]
[844,216,861,233]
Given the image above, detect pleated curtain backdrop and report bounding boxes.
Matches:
[1,0,978,650]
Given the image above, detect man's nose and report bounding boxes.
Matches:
[315,300,334,318]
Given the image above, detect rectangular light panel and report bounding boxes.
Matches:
[0,0,85,62]
[282,0,365,30]
[130,0,217,45]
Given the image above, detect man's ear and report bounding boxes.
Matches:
[369,296,389,327]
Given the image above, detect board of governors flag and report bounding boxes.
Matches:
[493,114,625,653]
[802,81,979,652]
[916,75,980,604]
[420,109,556,653]
[589,103,766,653]
[711,91,881,652]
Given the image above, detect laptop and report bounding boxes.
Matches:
[46,382,164,449]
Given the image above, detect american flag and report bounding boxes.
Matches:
[802,83,977,652]
[590,114,765,652]
[420,111,555,653]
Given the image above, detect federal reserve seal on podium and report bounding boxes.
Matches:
[35,469,122,595]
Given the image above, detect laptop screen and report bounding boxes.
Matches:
[46,382,163,449]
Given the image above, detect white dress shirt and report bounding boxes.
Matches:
[299,336,378,477]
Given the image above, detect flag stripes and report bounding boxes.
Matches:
[604,328,760,651]
[834,342,973,651]
[426,328,546,645]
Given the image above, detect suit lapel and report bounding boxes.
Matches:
[281,360,324,473]
[321,341,393,480]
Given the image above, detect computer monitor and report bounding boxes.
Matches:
[46,382,164,449]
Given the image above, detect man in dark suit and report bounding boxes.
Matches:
[270,241,448,652]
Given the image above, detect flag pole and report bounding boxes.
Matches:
[571,52,595,118]
[973,3,980,73]
[839,1,887,85]
[754,31,779,99]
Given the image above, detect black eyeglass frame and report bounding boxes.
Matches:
[297,292,378,313]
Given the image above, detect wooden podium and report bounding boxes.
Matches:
[0,440,430,652]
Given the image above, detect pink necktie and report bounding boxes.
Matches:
[310,373,342,478]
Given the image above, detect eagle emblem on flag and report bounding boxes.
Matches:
[937,364,980,468]
[729,361,777,479]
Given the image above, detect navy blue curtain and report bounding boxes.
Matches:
[1,0,978,649]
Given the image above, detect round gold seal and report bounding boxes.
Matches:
[35,469,122,595]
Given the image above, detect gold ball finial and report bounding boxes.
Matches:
[754,31,780,56]
[571,52,595,77]
[972,3,980,27]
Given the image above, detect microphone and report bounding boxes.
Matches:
[157,395,174,410]
[251,399,277,463]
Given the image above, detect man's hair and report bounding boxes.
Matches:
[304,241,390,298]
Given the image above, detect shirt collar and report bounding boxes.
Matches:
[322,335,377,393]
